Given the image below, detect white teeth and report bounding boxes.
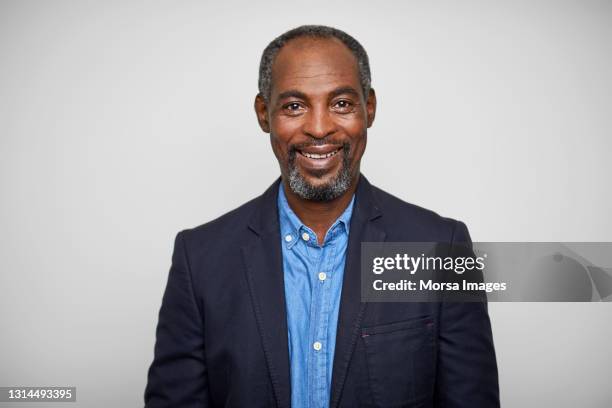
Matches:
[301,149,340,159]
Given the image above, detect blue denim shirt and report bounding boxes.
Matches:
[277,185,355,408]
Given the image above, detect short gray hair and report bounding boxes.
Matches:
[258,25,371,103]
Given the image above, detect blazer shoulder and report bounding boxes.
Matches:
[370,184,468,243]
[177,194,260,249]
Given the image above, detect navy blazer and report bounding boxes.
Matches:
[145,175,499,407]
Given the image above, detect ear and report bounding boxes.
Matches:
[254,93,270,133]
[366,88,377,128]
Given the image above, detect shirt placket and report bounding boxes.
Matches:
[301,226,320,408]
[310,226,339,408]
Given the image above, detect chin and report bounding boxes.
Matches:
[303,171,337,185]
[288,165,353,201]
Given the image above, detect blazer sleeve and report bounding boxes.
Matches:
[434,221,500,407]
[144,231,210,407]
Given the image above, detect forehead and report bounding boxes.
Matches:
[270,37,361,97]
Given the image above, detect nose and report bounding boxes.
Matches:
[302,105,336,139]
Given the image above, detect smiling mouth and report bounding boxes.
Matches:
[297,147,342,159]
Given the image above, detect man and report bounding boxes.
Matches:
[145,25,499,407]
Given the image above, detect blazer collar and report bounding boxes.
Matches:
[242,174,386,408]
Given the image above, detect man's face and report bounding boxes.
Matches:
[255,37,376,201]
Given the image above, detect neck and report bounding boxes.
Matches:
[281,174,359,245]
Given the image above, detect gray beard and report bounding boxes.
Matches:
[287,144,352,201]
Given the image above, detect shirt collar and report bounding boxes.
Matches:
[277,183,355,249]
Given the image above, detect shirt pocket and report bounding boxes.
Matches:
[361,316,435,407]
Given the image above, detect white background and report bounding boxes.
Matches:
[1,0,611,406]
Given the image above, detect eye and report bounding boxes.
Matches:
[282,102,305,115]
[332,99,354,113]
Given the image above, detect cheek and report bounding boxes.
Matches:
[269,134,287,161]
[271,128,307,165]
[270,118,301,148]
[271,113,302,135]
[342,120,368,154]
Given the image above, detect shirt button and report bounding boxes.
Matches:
[284,234,293,242]
[318,272,327,281]
[301,232,310,241]
[313,341,322,351]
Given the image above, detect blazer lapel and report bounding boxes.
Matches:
[330,175,386,408]
[241,179,291,408]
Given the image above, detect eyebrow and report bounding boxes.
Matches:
[276,86,361,102]
[276,89,308,101]
[329,86,360,99]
